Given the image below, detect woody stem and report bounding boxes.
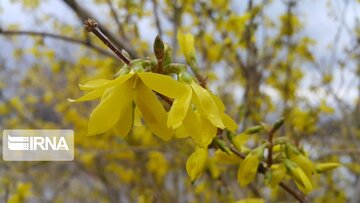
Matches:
[84,18,130,65]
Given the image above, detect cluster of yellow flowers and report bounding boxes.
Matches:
[236,134,339,194]
[71,31,237,182]
[71,31,339,193]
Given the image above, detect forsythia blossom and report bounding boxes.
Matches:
[72,32,238,183]
[284,159,313,194]
[237,145,265,186]
[315,162,340,173]
[186,146,208,182]
[70,71,186,140]
[177,31,196,62]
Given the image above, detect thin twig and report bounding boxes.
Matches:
[62,0,139,58]
[0,30,116,59]
[84,19,130,65]
[105,0,128,39]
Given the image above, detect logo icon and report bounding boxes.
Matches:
[3,130,74,161]
[7,135,69,151]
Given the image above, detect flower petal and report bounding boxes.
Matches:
[222,113,238,132]
[80,73,133,91]
[186,146,208,182]
[211,93,225,111]
[167,85,192,128]
[133,79,173,140]
[237,154,260,186]
[137,72,186,98]
[113,102,134,137]
[211,93,237,131]
[133,107,143,127]
[79,79,111,90]
[191,81,224,128]
[194,113,217,147]
[179,108,201,138]
[88,81,132,135]
[68,88,105,102]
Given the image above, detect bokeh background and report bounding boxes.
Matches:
[0,0,360,202]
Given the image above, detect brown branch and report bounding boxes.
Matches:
[84,19,130,65]
[229,146,308,203]
[0,30,117,59]
[62,0,138,58]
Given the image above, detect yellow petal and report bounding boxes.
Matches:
[291,154,315,178]
[269,164,286,188]
[232,133,249,152]
[315,162,340,173]
[211,93,237,131]
[133,107,142,127]
[177,31,187,58]
[221,113,237,132]
[113,102,134,137]
[286,144,315,178]
[285,160,313,193]
[180,109,203,145]
[133,79,173,140]
[81,73,133,90]
[167,84,192,128]
[194,114,217,147]
[177,31,195,61]
[79,79,111,90]
[186,146,208,182]
[214,149,242,165]
[138,72,186,98]
[174,124,189,138]
[211,93,225,111]
[237,154,260,186]
[191,81,224,128]
[100,87,114,101]
[88,82,132,135]
[68,88,105,102]
[293,167,313,193]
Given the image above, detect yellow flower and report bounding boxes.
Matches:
[214,149,242,165]
[177,31,196,62]
[169,80,237,147]
[237,145,264,186]
[284,159,313,194]
[71,71,186,140]
[315,162,340,173]
[267,164,286,188]
[169,80,224,128]
[286,143,315,179]
[186,146,208,182]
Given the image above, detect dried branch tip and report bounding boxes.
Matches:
[84,18,98,32]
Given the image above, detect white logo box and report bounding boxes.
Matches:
[3,129,74,161]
